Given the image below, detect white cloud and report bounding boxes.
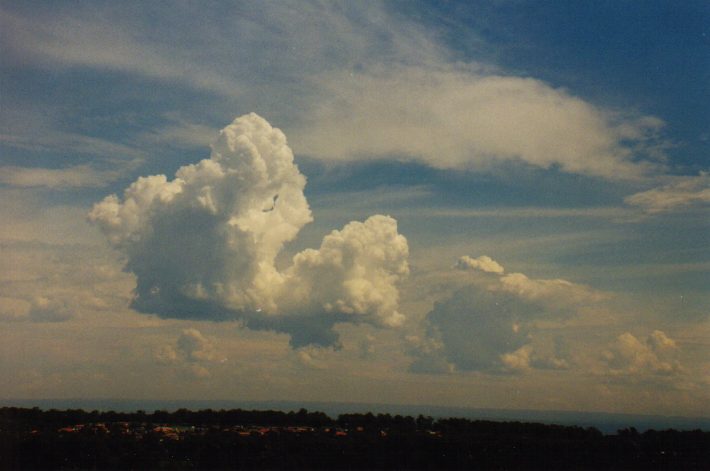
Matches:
[625,172,710,214]
[90,114,409,347]
[293,66,665,179]
[601,330,681,376]
[284,215,409,328]
[2,3,667,181]
[498,272,606,314]
[455,255,505,274]
[500,345,534,372]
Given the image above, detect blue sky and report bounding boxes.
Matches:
[1,1,708,417]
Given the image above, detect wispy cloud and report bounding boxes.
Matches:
[0,7,242,98]
[292,66,666,180]
[0,130,144,162]
[1,3,668,180]
[0,165,121,189]
[625,172,710,214]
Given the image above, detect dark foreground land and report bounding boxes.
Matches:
[1,407,709,470]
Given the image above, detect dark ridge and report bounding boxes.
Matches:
[2,406,709,470]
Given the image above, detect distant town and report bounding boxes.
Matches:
[2,406,709,469]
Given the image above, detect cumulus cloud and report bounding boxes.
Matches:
[0,295,74,323]
[500,345,534,372]
[27,296,73,322]
[90,114,409,347]
[410,255,600,373]
[155,329,220,379]
[454,255,504,275]
[154,344,178,365]
[177,328,217,362]
[294,66,665,180]
[625,172,710,214]
[455,255,603,313]
[283,215,409,328]
[601,330,681,376]
[413,285,533,373]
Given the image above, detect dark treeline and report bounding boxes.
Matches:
[2,406,709,469]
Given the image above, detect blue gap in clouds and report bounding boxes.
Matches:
[299,158,628,209]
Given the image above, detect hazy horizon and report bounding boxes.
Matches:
[4,397,710,434]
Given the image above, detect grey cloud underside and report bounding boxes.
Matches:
[90,114,409,347]
[410,255,601,374]
[413,286,533,373]
[133,286,348,348]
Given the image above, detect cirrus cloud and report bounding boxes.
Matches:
[293,66,666,180]
[625,172,710,214]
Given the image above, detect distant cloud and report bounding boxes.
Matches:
[601,330,681,377]
[90,114,409,347]
[455,255,505,275]
[410,256,600,374]
[498,272,606,314]
[625,172,710,214]
[177,328,217,362]
[0,239,132,324]
[155,329,220,379]
[27,296,73,322]
[0,295,74,323]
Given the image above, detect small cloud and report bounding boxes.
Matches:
[498,272,606,314]
[601,331,681,377]
[28,296,72,322]
[177,328,217,362]
[154,345,178,365]
[295,347,327,370]
[155,328,221,378]
[454,255,504,275]
[500,345,533,373]
[625,172,710,214]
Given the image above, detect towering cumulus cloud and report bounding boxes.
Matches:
[89,113,408,346]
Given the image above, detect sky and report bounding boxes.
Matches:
[1,0,709,418]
